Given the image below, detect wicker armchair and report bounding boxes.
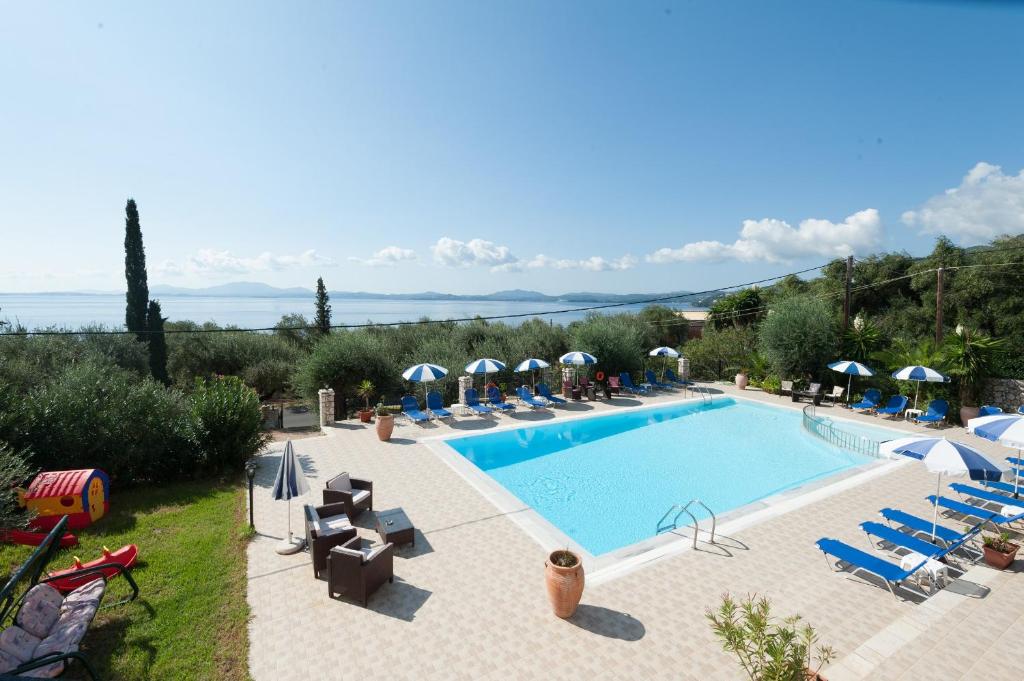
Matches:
[327,536,394,606]
[322,473,373,519]
[303,503,357,579]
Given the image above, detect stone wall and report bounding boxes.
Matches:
[457,375,472,406]
[981,379,1024,411]
[317,388,335,427]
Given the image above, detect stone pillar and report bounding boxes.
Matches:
[457,375,472,406]
[678,357,690,380]
[317,388,335,427]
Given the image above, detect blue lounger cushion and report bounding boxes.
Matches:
[644,370,673,390]
[916,400,948,423]
[948,483,1024,510]
[664,369,693,386]
[816,538,922,583]
[860,521,946,558]
[463,388,494,414]
[426,391,454,419]
[850,389,882,410]
[927,495,1018,523]
[619,373,650,395]
[879,508,965,546]
[876,395,908,416]
[516,386,548,409]
[400,395,430,422]
[536,383,567,404]
[486,386,515,411]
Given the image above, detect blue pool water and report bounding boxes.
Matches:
[445,398,882,555]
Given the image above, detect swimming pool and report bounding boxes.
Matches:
[444,398,884,556]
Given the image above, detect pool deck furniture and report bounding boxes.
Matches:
[948,483,1024,514]
[792,383,822,405]
[978,405,1003,417]
[426,390,455,420]
[926,495,1024,529]
[322,472,373,519]
[904,408,923,421]
[644,370,673,390]
[517,386,549,409]
[486,386,516,412]
[779,380,793,398]
[914,399,948,427]
[375,507,415,548]
[0,516,140,680]
[464,388,495,415]
[304,503,358,579]
[879,507,971,548]
[536,383,567,404]
[850,388,882,411]
[664,369,693,387]
[401,395,430,424]
[815,537,931,599]
[824,385,844,406]
[606,375,622,394]
[876,395,909,419]
[327,536,395,607]
[618,372,650,396]
[861,519,981,570]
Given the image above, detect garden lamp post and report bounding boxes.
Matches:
[245,459,257,530]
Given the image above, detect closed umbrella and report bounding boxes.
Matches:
[828,360,875,405]
[465,358,506,393]
[402,363,449,408]
[649,346,680,382]
[880,436,1010,540]
[514,358,550,389]
[559,351,597,386]
[968,413,1024,497]
[891,365,949,411]
[270,440,310,555]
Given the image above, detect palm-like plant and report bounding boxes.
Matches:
[355,379,375,412]
[943,325,1004,407]
[871,337,944,372]
[843,313,883,363]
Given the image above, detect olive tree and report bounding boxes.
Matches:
[758,296,838,381]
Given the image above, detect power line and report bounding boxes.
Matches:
[0,263,831,337]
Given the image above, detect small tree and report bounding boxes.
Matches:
[0,442,36,533]
[314,277,332,336]
[356,380,375,412]
[758,296,838,381]
[124,198,150,340]
[147,299,170,386]
[943,325,1004,408]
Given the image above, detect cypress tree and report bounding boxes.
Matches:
[124,198,150,340]
[147,299,170,386]
[313,277,331,335]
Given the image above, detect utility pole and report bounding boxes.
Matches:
[935,266,944,346]
[843,255,853,331]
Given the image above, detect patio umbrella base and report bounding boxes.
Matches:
[275,534,305,555]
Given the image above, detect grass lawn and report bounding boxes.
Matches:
[0,478,251,680]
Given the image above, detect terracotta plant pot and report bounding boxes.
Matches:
[544,550,584,618]
[375,414,395,441]
[960,405,980,427]
[982,542,1019,570]
[357,409,373,424]
[735,373,749,390]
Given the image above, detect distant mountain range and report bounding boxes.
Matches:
[0,282,720,306]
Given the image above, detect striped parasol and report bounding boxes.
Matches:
[270,440,309,554]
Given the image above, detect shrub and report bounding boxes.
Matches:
[684,327,759,380]
[569,313,644,377]
[165,325,302,392]
[294,330,401,417]
[758,297,838,381]
[0,442,36,532]
[189,376,268,473]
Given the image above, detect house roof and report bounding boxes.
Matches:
[24,470,96,500]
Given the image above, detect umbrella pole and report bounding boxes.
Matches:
[846,373,852,406]
[914,383,920,412]
[931,472,942,541]
[1015,449,1021,499]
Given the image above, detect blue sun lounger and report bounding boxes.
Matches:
[401,395,430,423]
[850,388,882,411]
[875,395,909,418]
[949,483,1024,512]
[463,388,494,415]
[536,383,567,404]
[426,390,454,420]
[915,399,948,426]
[619,373,650,395]
[815,538,930,599]
[664,368,693,386]
[879,507,967,547]
[516,386,549,409]
[486,386,515,412]
[926,495,1021,527]
[860,521,947,558]
[644,369,673,390]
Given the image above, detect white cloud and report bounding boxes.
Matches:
[901,162,1024,244]
[431,237,517,268]
[645,209,882,264]
[156,249,334,276]
[491,253,637,273]
[349,246,418,267]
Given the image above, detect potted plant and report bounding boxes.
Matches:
[707,593,835,681]
[735,368,749,390]
[544,549,584,618]
[982,532,1019,570]
[944,324,1004,425]
[355,380,375,423]
[375,402,395,442]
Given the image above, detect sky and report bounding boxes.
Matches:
[2,0,1024,295]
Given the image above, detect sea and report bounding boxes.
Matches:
[0,293,703,331]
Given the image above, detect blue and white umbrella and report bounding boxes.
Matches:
[402,363,449,408]
[514,358,550,389]
[969,413,1024,496]
[881,436,1011,538]
[891,365,949,411]
[559,351,597,365]
[270,440,310,554]
[465,358,506,375]
[828,360,875,405]
[648,346,680,358]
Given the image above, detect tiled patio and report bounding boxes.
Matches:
[246,384,1024,681]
